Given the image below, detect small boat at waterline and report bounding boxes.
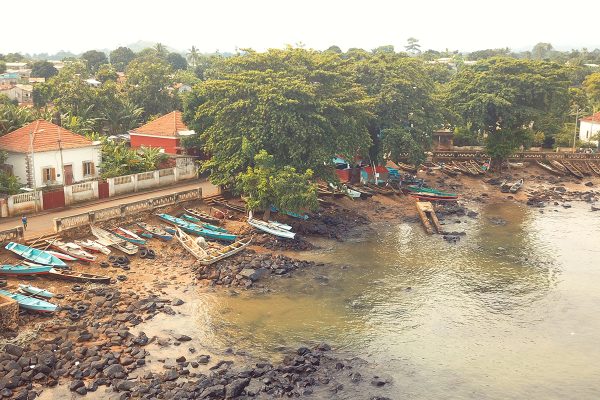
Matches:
[200,236,253,265]
[157,214,237,242]
[175,227,208,260]
[47,268,111,284]
[0,289,58,313]
[248,216,296,239]
[509,179,524,193]
[136,222,173,240]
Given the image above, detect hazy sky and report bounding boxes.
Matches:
[3,0,600,54]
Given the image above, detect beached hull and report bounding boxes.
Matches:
[112,228,146,245]
[200,236,253,265]
[90,226,138,255]
[184,208,221,224]
[19,284,54,298]
[509,179,524,193]
[0,265,53,275]
[181,214,229,233]
[136,222,173,240]
[48,240,96,262]
[48,268,111,284]
[0,289,57,312]
[175,227,208,260]
[248,218,296,239]
[5,242,67,267]
[74,239,111,255]
[157,214,237,241]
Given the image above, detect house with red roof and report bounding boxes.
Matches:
[0,120,101,188]
[129,111,196,155]
[579,112,600,146]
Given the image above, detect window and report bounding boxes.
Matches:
[42,167,56,183]
[82,161,95,176]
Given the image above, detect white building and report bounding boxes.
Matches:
[0,120,101,188]
[579,112,600,146]
[0,84,33,104]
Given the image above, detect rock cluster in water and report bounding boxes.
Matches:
[195,251,322,288]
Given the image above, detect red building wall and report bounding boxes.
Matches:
[130,135,180,154]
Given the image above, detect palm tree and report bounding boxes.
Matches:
[187,46,200,68]
[101,100,144,135]
[0,105,36,135]
[154,43,168,58]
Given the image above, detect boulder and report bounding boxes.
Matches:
[225,378,250,398]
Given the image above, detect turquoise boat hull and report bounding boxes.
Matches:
[111,230,146,245]
[405,185,457,197]
[270,206,309,220]
[1,264,53,275]
[157,214,237,242]
[181,214,229,233]
[5,242,67,267]
[19,284,54,298]
[0,289,58,312]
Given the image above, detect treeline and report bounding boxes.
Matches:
[2,42,600,209]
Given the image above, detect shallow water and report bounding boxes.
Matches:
[189,201,600,399]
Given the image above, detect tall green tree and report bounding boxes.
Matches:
[404,37,421,54]
[109,46,135,72]
[0,60,6,74]
[96,64,119,83]
[184,48,373,186]
[187,46,201,67]
[348,52,441,165]
[238,150,318,219]
[81,50,108,73]
[166,52,188,70]
[583,72,600,107]
[30,60,58,79]
[125,56,176,118]
[445,57,570,162]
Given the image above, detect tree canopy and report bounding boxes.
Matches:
[81,50,108,73]
[30,60,58,79]
[445,57,571,160]
[109,47,136,72]
[183,48,373,186]
[125,56,176,119]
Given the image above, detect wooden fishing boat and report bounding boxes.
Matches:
[90,226,138,255]
[269,205,310,219]
[409,193,458,202]
[0,289,57,313]
[396,162,418,173]
[183,208,221,224]
[561,160,584,179]
[451,161,471,175]
[133,229,153,239]
[180,214,230,233]
[157,214,237,241]
[404,185,458,197]
[136,222,173,240]
[509,179,524,193]
[5,242,67,267]
[536,161,562,175]
[205,196,246,213]
[248,216,296,239]
[469,160,486,174]
[500,180,511,193]
[366,183,396,196]
[436,163,459,177]
[0,264,53,276]
[46,240,96,262]
[210,207,228,219]
[175,227,208,260]
[45,250,78,262]
[74,239,111,255]
[573,161,592,176]
[111,227,147,245]
[508,161,525,169]
[345,184,374,198]
[549,160,569,174]
[200,236,253,265]
[19,284,54,298]
[47,268,111,284]
[268,220,293,231]
[161,225,177,235]
[463,161,482,176]
[586,161,600,176]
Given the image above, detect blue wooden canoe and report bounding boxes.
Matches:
[0,264,53,275]
[19,284,54,298]
[111,228,147,245]
[136,222,173,240]
[157,214,237,242]
[0,289,58,313]
[269,205,309,220]
[180,214,230,233]
[5,242,67,267]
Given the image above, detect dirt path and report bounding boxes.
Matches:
[0,180,220,239]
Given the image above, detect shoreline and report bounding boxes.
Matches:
[1,164,599,399]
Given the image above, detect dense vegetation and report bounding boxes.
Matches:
[1,41,600,207]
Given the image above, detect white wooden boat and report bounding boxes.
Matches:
[46,240,96,262]
[200,236,253,265]
[268,220,293,231]
[175,227,208,260]
[18,284,54,298]
[90,225,138,255]
[74,239,111,255]
[248,217,296,239]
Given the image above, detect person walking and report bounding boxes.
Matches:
[21,215,27,231]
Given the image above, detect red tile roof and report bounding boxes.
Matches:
[130,111,190,137]
[0,120,94,153]
[581,112,600,122]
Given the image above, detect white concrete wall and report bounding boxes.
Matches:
[7,191,43,217]
[64,181,99,206]
[579,121,600,145]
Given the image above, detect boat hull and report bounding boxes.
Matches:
[0,265,53,275]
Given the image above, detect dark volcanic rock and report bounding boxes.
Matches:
[225,378,250,398]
